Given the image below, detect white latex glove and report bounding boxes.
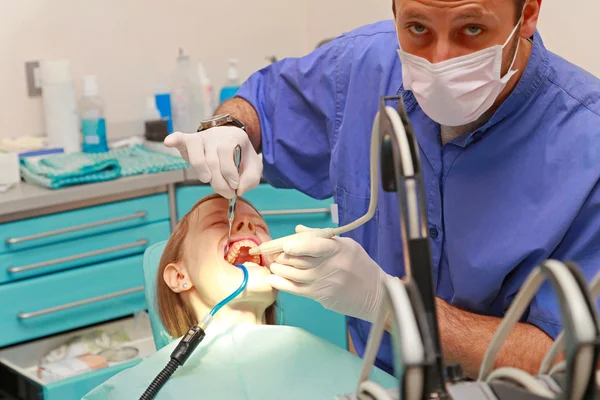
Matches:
[267,225,395,323]
[164,127,262,198]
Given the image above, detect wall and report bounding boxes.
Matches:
[536,0,600,77]
[305,0,390,49]
[0,0,310,139]
[1,1,598,140]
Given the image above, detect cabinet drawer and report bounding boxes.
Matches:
[0,194,169,254]
[0,313,155,400]
[176,184,334,222]
[0,255,146,348]
[0,221,170,284]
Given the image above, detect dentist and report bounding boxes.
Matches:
[166,0,600,378]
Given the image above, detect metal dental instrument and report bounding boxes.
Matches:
[225,145,242,255]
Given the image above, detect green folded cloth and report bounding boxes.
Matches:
[21,154,121,189]
[21,145,189,189]
[108,145,189,177]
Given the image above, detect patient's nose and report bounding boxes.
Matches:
[233,218,256,235]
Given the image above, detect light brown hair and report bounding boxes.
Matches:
[156,194,277,337]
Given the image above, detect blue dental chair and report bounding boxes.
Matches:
[142,241,348,350]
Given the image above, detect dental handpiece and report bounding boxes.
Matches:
[225,145,243,255]
[248,228,335,256]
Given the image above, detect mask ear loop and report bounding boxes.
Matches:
[502,14,526,77]
[503,3,528,72]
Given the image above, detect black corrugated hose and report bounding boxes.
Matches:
[138,358,180,400]
[138,325,206,399]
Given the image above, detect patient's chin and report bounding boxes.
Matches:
[244,264,277,299]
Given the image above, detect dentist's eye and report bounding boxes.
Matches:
[408,24,429,35]
[464,26,483,36]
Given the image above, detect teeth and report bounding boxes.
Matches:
[225,240,260,264]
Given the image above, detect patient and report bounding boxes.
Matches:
[156,193,277,337]
[83,194,397,400]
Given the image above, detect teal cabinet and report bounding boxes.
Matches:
[0,192,171,398]
[0,254,147,347]
[176,185,348,349]
[0,194,169,254]
[0,221,170,284]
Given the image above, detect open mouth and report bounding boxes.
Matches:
[224,237,264,266]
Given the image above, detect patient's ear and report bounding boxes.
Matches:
[163,263,193,293]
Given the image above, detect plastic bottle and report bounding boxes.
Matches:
[154,79,173,133]
[219,58,241,105]
[79,75,108,153]
[143,96,169,144]
[145,96,162,121]
[170,48,205,132]
[197,62,215,118]
[40,60,80,153]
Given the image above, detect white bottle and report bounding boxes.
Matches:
[197,62,215,118]
[40,60,80,153]
[170,48,205,132]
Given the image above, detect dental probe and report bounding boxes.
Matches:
[225,145,242,255]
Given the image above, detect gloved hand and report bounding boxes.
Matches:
[267,226,396,323]
[164,127,262,198]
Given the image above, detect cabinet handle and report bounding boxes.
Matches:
[259,208,331,216]
[8,239,149,274]
[17,286,145,320]
[6,211,148,245]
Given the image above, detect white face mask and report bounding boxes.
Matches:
[397,22,522,127]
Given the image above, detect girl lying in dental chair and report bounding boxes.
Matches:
[83,194,397,400]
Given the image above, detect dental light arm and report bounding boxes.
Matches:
[351,279,425,400]
[379,96,448,397]
[539,271,600,376]
[478,260,600,400]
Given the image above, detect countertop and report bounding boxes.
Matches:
[0,166,261,221]
[0,170,188,219]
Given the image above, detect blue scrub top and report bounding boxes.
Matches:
[236,20,600,374]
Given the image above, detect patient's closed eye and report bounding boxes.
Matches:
[207,219,227,227]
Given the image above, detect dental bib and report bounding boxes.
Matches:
[83,324,397,399]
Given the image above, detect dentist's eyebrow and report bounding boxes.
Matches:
[452,9,485,22]
[400,10,431,22]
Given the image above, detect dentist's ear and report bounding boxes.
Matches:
[520,0,541,39]
[163,263,194,293]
